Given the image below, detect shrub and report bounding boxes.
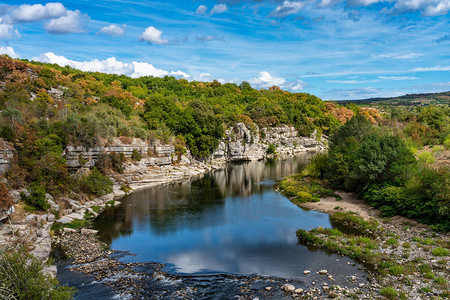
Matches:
[0,181,13,211]
[432,247,449,257]
[0,247,75,299]
[131,149,142,161]
[266,143,276,154]
[21,184,49,210]
[80,168,113,196]
[296,191,316,203]
[380,286,398,299]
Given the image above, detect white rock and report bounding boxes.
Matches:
[281,284,296,292]
[304,270,311,275]
[318,270,328,275]
[294,288,303,293]
[63,228,76,233]
[81,228,98,235]
[264,286,272,291]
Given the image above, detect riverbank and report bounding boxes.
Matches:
[290,191,449,299]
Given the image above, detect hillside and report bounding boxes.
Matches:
[341,91,450,106]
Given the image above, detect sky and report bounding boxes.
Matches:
[0,1,449,100]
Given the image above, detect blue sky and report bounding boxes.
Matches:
[0,0,449,100]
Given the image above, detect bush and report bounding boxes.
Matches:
[0,247,75,299]
[0,181,12,211]
[131,149,142,161]
[432,247,449,257]
[380,286,398,299]
[80,168,113,196]
[21,184,49,210]
[266,143,276,154]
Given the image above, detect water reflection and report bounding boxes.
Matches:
[94,154,362,278]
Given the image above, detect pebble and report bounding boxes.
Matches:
[318,269,328,275]
[264,286,272,291]
[304,270,311,275]
[294,288,303,293]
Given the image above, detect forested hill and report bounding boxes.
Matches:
[0,55,355,159]
[342,91,450,106]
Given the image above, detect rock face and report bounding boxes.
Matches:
[213,123,325,162]
[64,123,325,169]
[0,138,15,175]
[65,138,175,168]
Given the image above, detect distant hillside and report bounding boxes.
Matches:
[341,91,450,106]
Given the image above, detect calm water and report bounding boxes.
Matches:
[92,155,362,279]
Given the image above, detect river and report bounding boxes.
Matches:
[57,155,369,299]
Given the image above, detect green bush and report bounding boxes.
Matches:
[21,184,49,210]
[80,168,113,196]
[266,143,277,154]
[131,149,142,161]
[432,247,449,257]
[0,247,75,299]
[380,286,398,299]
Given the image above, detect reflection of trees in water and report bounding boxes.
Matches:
[95,154,315,243]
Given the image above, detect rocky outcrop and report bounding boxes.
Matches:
[65,138,175,168]
[0,138,15,175]
[64,123,325,169]
[213,123,325,162]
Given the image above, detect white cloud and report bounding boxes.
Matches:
[210,4,228,15]
[385,0,450,16]
[327,79,380,83]
[196,5,208,15]
[139,26,169,45]
[44,10,88,34]
[0,23,20,40]
[11,3,67,23]
[378,76,418,80]
[249,71,306,91]
[373,53,422,59]
[270,1,305,18]
[0,46,19,58]
[98,24,126,36]
[347,0,385,6]
[412,66,450,72]
[33,52,190,79]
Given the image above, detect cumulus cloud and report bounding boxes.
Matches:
[33,52,190,79]
[97,24,127,36]
[44,10,88,34]
[196,5,208,15]
[270,1,305,18]
[210,4,228,15]
[249,71,307,91]
[384,0,450,16]
[0,23,20,40]
[0,46,19,58]
[139,26,169,45]
[10,2,67,23]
